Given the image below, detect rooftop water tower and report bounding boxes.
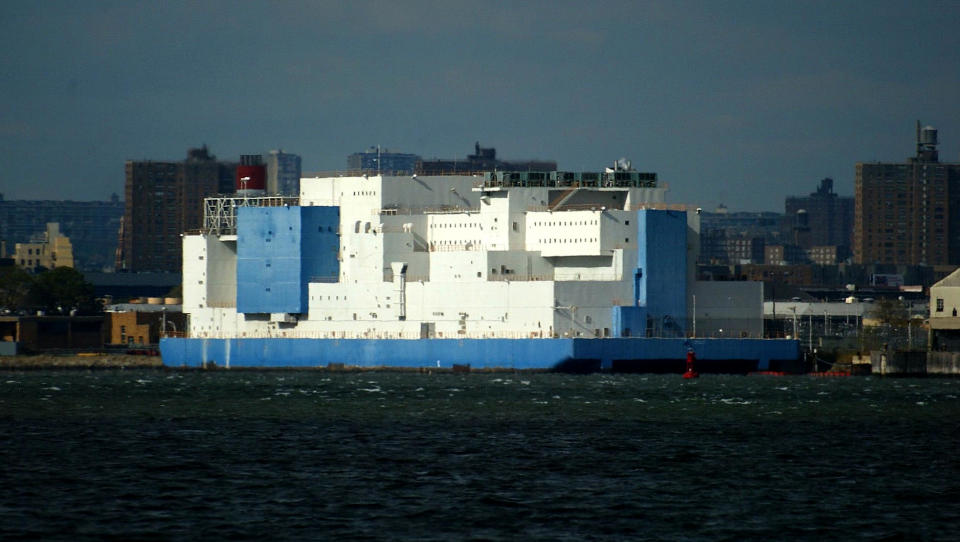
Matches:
[916,120,939,162]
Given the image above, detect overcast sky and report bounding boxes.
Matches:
[1,0,958,211]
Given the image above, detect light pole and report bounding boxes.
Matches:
[790,306,798,339]
[692,294,697,338]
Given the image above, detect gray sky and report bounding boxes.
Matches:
[1,0,958,211]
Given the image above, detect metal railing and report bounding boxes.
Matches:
[303,170,487,178]
[378,206,480,216]
[203,195,300,235]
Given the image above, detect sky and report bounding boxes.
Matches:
[1,0,959,211]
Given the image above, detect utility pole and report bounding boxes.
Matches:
[692,294,696,338]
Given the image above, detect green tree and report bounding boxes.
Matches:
[33,267,99,314]
[0,266,35,311]
[872,298,909,327]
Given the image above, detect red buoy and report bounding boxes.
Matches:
[683,349,699,379]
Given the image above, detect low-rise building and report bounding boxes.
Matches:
[930,268,960,350]
[0,315,105,354]
[14,223,73,271]
[105,302,184,346]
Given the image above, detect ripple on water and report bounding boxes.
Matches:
[0,371,958,540]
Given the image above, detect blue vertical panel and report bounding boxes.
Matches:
[635,210,687,335]
[611,306,648,337]
[237,206,339,314]
[300,206,340,289]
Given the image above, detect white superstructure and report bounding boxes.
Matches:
[181,170,762,341]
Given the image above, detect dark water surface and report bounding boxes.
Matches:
[2,370,959,540]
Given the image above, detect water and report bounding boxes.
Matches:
[2,370,959,540]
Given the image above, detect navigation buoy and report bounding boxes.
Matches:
[683,349,699,379]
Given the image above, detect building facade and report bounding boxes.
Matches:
[266,149,302,196]
[418,142,557,174]
[13,223,73,271]
[698,207,784,264]
[854,123,960,265]
[0,194,123,271]
[784,177,853,253]
[347,147,420,175]
[117,146,235,272]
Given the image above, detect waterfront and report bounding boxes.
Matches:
[2,371,958,540]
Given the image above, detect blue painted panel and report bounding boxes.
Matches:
[160,337,799,371]
[161,337,576,369]
[300,206,340,283]
[611,306,647,337]
[237,206,339,314]
[635,210,687,335]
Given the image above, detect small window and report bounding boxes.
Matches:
[937,298,944,312]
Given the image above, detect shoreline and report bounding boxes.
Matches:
[0,354,164,369]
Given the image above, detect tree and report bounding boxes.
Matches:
[33,267,99,314]
[872,298,909,328]
[0,266,35,312]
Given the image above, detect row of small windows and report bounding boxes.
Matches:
[532,220,600,226]
[352,191,376,196]
[540,238,600,244]
[434,239,482,245]
[431,223,481,228]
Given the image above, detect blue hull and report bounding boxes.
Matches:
[159,337,800,372]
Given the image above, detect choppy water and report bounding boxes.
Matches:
[1,370,959,540]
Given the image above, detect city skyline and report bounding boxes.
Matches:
[1,1,958,211]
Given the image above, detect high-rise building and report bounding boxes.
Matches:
[266,150,301,196]
[418,142,556,174]
[0,194,123,271]
[854,123,960,265]
[347,147,420,175]
[784,178,854,251]
[698,206,783,264]
[118,146,235,272]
